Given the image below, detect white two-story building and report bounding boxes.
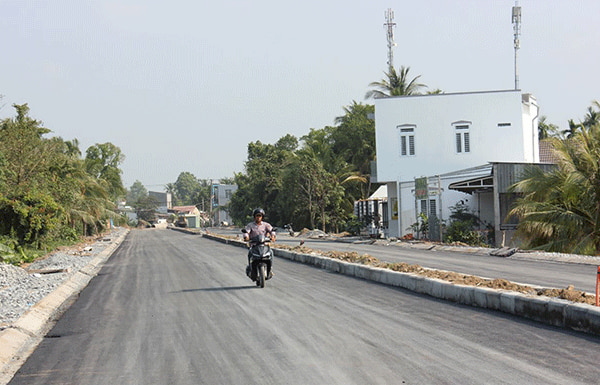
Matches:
[374,89,541,245]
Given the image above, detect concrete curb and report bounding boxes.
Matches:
[201,233,600,336]
[0,229,130,385]
[168,226,203,236]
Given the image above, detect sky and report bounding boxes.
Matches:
[1,0,599,191]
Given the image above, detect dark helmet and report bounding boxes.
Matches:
[253,208,265,217]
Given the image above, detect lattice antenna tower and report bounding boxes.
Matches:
[384,8,396,72]
[512,1,522,90]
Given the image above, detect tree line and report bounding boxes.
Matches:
[0,103,126,262]
[228,102,375,231]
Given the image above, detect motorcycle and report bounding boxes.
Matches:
[283,223,295,237]
[242,229,274,288]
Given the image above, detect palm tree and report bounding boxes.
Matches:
[365,66,427,99]
[538,116,559,140]
[583,101,600,128]
[560,101,600,138]
[510,122,600,255]
[561,119,581,139]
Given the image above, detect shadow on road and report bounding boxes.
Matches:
[173,286,258,293]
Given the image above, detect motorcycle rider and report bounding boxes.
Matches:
[243,208,276,279]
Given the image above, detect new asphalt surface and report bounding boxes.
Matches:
[7,229,600,384]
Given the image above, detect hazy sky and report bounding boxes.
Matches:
[1,0,599,190]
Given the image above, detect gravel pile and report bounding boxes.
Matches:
[0,227,128,330]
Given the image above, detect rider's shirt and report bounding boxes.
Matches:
[245,221,275,242]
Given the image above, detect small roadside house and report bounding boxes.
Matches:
[172,205,201,228]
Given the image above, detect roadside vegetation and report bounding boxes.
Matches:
[0,103,127,265]
[510,101,600,255]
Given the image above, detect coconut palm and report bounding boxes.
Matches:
[538,116,559,140]
[583,101,600,128]
[510,122,600,254]
[365,65,427,99]
[561,119,581,139]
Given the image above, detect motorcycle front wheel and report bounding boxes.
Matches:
[257,263,266,288]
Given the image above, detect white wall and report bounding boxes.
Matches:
[375,90,539,183]
[475,192,495,229]
[521,94,540,164]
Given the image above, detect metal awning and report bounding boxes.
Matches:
[448,174,494,194]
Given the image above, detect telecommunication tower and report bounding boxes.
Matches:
[384,9,396,72]
[512,1,522,90]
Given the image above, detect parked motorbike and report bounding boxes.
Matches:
[242,229,273,288]
[283,223,295,236]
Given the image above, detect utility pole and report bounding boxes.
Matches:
[512,1,522,90]
[209,179,214,227]
[384,8,396,72]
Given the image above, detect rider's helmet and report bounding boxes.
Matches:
[253,208,265,218]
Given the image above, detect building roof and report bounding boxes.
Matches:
[172,205,198,215]
[355,185,388,202]
[368,185,388,200]
[376,89,523,101]
[539,139,559,164]
[448,174,494,194]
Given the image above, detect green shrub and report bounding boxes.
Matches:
[344,215,363,235]
[444,220,485,245]
[443,202,489,246]
[0,191,61,246]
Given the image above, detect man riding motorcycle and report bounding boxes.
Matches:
[243,208,276,279]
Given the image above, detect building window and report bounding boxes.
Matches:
[419,199,437,218]
[452,121,471,154]
[225,189,233,199]
[429,199,437,218]
[397,124,416,156]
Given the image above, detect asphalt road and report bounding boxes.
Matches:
[9,229,600,384]
[215,227,599,293]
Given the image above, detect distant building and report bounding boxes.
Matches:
[148,191,172,214]
[212,184,237,225]
[117,202,137,223]
[172,205,201,228]
[172,205,200,216]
